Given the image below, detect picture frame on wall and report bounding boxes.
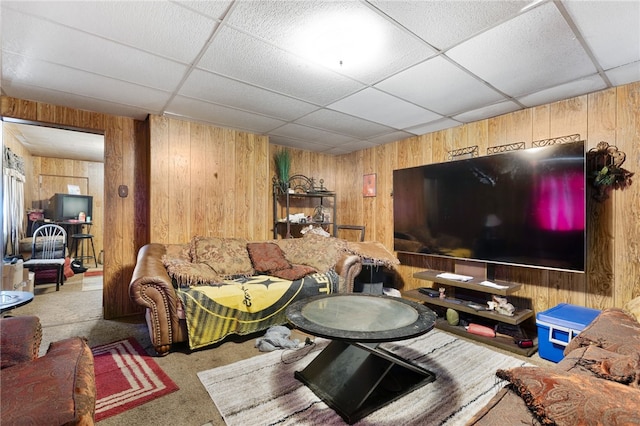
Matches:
[363,173,376,197]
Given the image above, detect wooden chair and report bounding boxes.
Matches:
[336,225,365,242]
[23,224,67,291]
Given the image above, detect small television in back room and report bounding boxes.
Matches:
[393,141,586,273]
[46,193,93,221]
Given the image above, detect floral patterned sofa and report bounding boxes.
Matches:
[129,234,398,355]
[467,297,640,425]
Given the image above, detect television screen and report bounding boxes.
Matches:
[47,193,93,221]
[393,141,585,272]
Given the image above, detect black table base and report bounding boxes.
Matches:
[295,340,436,424]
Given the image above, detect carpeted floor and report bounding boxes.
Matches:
[10,272,554,425]
[198,330,532,425]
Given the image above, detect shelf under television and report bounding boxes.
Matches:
[413,270,522,296]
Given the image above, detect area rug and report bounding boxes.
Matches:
[84,269,103,277]
[82,275,103,291]
[91,338,179,422]
[198,329,531,425]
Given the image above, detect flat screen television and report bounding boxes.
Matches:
[46,193,93,221]
[393,141,586,273]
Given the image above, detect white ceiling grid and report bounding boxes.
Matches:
[1,0,639,159]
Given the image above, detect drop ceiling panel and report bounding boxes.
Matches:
[452,99,522,123]
[606,61,640,86]
[517,74,607,107]
[370,0,530,50]
[223,0,437,84]
[375,56,507,116]
[3,53,171,112]
[563,1,640,70]
[180,69,319,121]
[295,109,396,139]
[2,8,188,91]
[2,1,218,63]
[269,123,353,146]
[447,2,598,97]
[198,26,365,106]
[328,88,443,129]
[166,96,286,134]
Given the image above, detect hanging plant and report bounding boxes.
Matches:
[273,148,291,193]
[587,141,634,201]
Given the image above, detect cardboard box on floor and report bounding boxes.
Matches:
[2,260,34,293]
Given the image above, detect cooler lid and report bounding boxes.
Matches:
[536,303,601,331]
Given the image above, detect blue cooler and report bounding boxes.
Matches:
[536,303,601,362]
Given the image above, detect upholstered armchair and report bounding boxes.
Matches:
[0,316,97,425]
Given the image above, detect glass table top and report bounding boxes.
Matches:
[287,294,436,343]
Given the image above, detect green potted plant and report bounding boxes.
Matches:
[273,148,291,193]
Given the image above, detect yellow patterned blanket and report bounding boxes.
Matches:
[176,271,338,349]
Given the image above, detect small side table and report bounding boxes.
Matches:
[0,291,34,316]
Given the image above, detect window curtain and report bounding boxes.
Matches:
[3,146,25,256]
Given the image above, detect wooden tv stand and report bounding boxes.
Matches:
[404,268,537,357]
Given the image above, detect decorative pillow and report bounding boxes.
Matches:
[190,236,254,278]
[577,349,640,387]
[496,366,640,425]
[277,234,347,273]
[246,242,291,273]
[271,264,317,281]
[162,255,222,287]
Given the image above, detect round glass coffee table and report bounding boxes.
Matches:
[286,293,437,424]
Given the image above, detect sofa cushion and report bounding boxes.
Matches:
[277,234,346,273]
[190,236,254,278]
[246,242,291,273]
[560,345,640,387]
[624,296,640,323]
[564,308,640,356]
[496,366,640,425]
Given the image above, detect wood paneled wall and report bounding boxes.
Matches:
[2,81,637,321]
[1,97,148,319]
[336,82,640,312]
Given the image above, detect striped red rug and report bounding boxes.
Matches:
[91,338,179,422]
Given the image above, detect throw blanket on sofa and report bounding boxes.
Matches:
[176,270,339,349]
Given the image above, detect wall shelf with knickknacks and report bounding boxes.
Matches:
[272,174,337,239]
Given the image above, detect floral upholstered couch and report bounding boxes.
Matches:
[467,297,640,425]
[129,234,398,355]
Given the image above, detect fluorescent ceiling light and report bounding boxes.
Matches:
[297,13,385,72]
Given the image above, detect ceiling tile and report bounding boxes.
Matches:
[2,53,172,112]
[269,123,353,145]
[223,0,436,84]
[517,74,607,107]
[606,61,640,87]
[3,82,150,120]
[370,0,529,50]
[328,88,443,129]
[166,96,286,134]
[2,1,219,63]
[563,1,640,70]
[2,8,188,91]
[269,134,335,153]
[295,109,396,139]
[366,130,415,146]
[375,56,506,116]
[447,2,597,97]
[197,26,365,105]
[452,100,522,123]
[406,118,463,136]
[180,69,318,121]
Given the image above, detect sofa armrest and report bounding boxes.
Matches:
[0,316,42,369]
[129,244,182,355]
[335,253,362,293]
